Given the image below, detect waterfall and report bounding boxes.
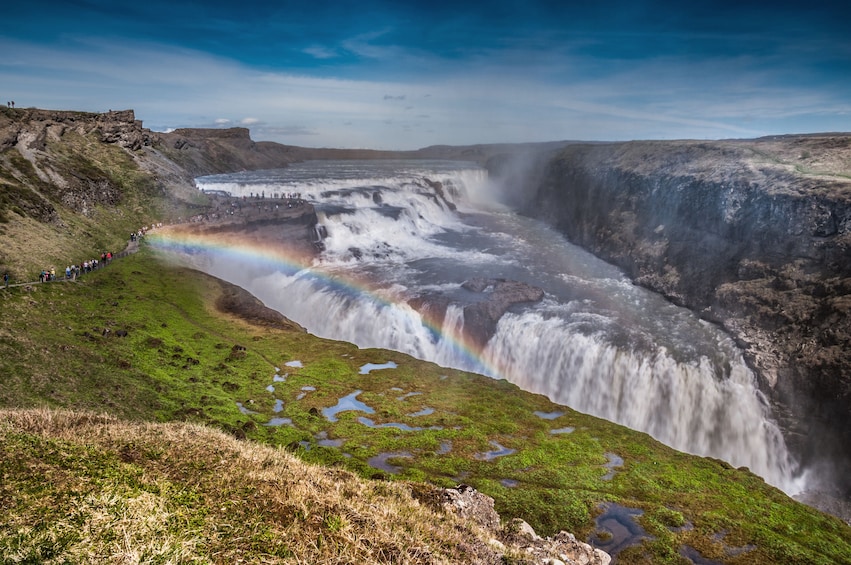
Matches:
[483,311,797,488]
[158,159,803,494]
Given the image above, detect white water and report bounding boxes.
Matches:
[184,160,802,492]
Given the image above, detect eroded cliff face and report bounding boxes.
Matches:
[0,108,323,276]
[490,137,851,493]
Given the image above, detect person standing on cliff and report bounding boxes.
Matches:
[3,272,8,288]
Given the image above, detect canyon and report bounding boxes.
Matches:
[486,138,851,496]
[2,106,850,505]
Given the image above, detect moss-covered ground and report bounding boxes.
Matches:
[1,244,849,564]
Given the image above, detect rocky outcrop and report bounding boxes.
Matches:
[426,484,611,565]
[489,136,851,495]
[409,278,545,348]
[461,278,546,347]
[0,108,152,152]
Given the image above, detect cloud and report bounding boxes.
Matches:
[255,125,318,136]
[303,45,337,59]
[1,29,850,150]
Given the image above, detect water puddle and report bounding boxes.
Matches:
[236,402,258,415]
[534,410,565,420]
[313,431,346,448]
[318,437,345,448]
[407,407,434,417]
[368,451,412,474]
[359,361,398,374]
[475,440,516,461]
[501,479,519,488]
[266,384,275,393]
[679,545,723,565]
[550,426,575,434]
[601,452,624,481]
[264,417,293,427]
[285,360,303,368]
[296,386,316,400]
[273,373,287,382]
[437,440,453,454]
[589,503,652,558]
[396,391,422,401]
[322,390,375,422]
[358,417,443,431]
[273,399,284,413]
[669,520,693,533]
[710,531,755,559]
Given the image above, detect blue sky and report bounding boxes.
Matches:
[3,1,850,149]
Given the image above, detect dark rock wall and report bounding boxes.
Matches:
[490,139,851,493]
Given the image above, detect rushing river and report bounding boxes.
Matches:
[163,159,802,493]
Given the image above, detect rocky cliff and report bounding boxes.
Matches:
[0,108,331,277]
[489,136,851,494]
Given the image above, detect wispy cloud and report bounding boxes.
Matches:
[303,45,337,60]
[0,0,851,149]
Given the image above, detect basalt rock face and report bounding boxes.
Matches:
[0,108,152,153]
[409,278,545,349]
[490,137,851,494]
[461,278,546,348]
[0,108,155,219]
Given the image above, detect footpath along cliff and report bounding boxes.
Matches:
[488,137,851,497]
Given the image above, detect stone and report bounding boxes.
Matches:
[462,278,545,347]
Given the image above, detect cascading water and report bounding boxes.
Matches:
[174,159,801,493]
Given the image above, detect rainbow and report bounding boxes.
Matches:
[148,228,508,380]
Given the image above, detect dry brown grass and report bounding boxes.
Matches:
[0,408,509,564]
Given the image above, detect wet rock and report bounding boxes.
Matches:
[215,281,306,332]
[407,293,452,328]
[462,278,545,347]
[409,278,544,348]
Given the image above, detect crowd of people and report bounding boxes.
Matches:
[38,252,114,283]
[2,224,157,290]
[182,193,308,224]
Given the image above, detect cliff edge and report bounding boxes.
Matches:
[491,136,851,495]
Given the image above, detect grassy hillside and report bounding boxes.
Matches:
[1,246,849,564]
[0,108,208,280]
[2,109,850,563]
[1,408,511,564]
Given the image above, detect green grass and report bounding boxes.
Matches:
[1,245,849,564]
[0,130,207,280]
